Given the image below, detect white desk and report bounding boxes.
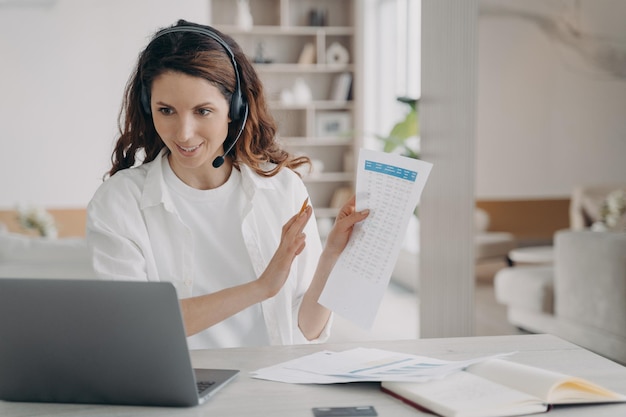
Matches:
[2,334,626,416]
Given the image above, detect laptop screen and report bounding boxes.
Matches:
[0,278,238,407]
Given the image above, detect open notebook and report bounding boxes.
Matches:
[382,358,626,417]
[0,278,238,407]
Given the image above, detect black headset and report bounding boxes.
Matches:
[140,24,249,168]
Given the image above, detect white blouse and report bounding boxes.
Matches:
[86,149,330,347]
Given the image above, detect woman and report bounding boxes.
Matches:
[86,20,368,349]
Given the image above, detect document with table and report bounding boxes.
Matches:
[250,347,510,384]
[319,148,433,329]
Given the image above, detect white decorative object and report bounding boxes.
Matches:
[298,42,316,65]
[311,159,325,175]
[235,0,253,31]
[16,204,57,238]
[598,189,626,231]
[326,42,349,65]
[291,77,312,104]
[280,89,294,105]
[591,221,608,232]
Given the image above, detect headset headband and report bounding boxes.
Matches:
[140,25,245,121]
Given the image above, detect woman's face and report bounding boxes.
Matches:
[150,71,231,187]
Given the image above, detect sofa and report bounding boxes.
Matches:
[495,229,626,364]
[0,229,96,279]
[474,207,517,265]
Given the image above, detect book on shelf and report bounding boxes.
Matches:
[381,358,626,417]
[330,72,352,102]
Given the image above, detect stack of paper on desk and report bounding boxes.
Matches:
[250,347,510,384]
[252,348,626,416]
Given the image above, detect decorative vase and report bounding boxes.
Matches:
[236,0,253,31]
[292,78,313,104]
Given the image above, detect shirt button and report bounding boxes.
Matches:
[184,279,192,286]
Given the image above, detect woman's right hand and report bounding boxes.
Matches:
[257,204,313,298]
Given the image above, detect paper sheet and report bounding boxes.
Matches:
[250,348,513,384]
[319,149,433,329]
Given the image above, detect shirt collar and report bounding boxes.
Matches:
[140,148,170,210]
[239,163,276,199]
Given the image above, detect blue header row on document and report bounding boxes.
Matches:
[364,160,418,182]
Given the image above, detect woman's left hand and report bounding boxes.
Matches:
[324,195,369,258]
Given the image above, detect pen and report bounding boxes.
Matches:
[299,197,309,215]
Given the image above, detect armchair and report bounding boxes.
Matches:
[495,229,626,364]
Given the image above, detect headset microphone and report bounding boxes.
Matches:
[212,103,249,168]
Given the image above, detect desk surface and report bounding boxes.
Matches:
[2,334,626,416]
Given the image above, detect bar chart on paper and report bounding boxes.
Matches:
[319,149,433,329]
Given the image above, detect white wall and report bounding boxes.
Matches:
[476,0,626,199]
[3,0,625,209]
[0,0,208,209]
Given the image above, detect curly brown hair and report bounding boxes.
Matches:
[108,20,310,178]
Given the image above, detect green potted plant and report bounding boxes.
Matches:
[377,96,419,159]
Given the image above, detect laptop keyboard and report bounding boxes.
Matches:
[196,380,216,394]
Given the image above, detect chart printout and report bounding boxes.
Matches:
[319,148,432,329]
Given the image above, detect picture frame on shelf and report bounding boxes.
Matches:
[316,112,351,137]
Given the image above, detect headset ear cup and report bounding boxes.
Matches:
[229,90,244,121]
[140,86,152,115]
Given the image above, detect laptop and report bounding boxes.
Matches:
[0,278,239,407]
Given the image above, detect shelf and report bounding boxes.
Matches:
[280,136,352,146]
[269,101,353,110]
[214,25,353,36]
[254,64,354,73]
[211,0,360,225]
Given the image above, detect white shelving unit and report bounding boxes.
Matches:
[210,0,363,232]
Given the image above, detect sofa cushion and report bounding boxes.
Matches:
[0,231,90,263]
[0,262,97,279]
[0,231,97,279]
[554,230,626,337]
[494,265,554,314]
